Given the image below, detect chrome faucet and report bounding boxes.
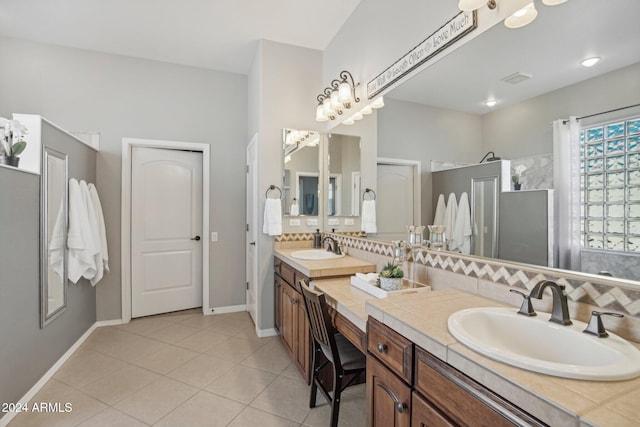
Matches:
[322,236,341,254]
[529,280,572,325]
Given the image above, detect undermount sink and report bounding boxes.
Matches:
[448,307,640,381]
[290,249,346,260]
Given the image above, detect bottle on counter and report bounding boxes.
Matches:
[314,229,322,248]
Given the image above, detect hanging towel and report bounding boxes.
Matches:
[443,193,458,249]
[450,192,472,254]
[433,194,446,226]
[290,199,299,216]
[263,198,282,236]
[67,179,98,283]
[361,199,377,233]
[49,202,66,281]
[89,183,109,286]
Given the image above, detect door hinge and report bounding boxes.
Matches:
[246,281,249,290]
[246,224,249,232]
[246,164,249,173]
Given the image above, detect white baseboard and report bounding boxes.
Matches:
[257,328,278,338]
[204,304,247,315]
[95,319,124,327]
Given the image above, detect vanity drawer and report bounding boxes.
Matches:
[367,317,413,384]
[274,257,281,274]
[280,261,296,286]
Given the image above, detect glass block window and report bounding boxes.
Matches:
[580,117,640,252]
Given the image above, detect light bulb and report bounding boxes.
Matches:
[580,57,600,67]
[458,0,487,11]
[504,3,537,29]
[485,99,497,107]
[371,97,385,108]
[361,105,373,115]
[352,112,364,121]
[330,90,341,109]
[338,81,354,104]
[323,98,333,115]
[343,117,355,125]
[316,104,328,122]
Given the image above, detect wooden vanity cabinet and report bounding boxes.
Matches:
[366,317,546,427]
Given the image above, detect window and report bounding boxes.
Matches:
[580,117,640,252]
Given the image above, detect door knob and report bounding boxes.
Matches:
[191,236,201,241]
[249,241,256,246]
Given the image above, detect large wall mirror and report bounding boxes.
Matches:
[282,129,320,216]
[327,133,361,217]
[372,0,640,284]
[41,146,68,327]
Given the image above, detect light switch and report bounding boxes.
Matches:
[289,219,301,226]
[211,232,218,242]
[344,218,355,225]
[307,218,318,226]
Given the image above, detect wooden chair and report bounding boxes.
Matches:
[299,280,366,427]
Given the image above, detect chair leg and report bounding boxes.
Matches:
[309,346,319,408]
[330,371,343,427]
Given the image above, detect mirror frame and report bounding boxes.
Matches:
[40,146,68,328]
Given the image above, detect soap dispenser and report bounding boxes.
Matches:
[313,229,322,248]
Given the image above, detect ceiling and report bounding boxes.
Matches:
[0,0,361,75]
[388,0,640,115]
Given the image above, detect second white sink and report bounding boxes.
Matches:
[448,307,640,381]
[291,249,346,260]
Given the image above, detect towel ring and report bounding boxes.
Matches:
[265,185,282,199]
[363,188,376,201]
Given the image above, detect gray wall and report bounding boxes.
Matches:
[0,123,96,419]
[0,36,248,320]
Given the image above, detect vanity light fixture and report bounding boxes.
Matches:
[458,0,496,11]
[485,99,497,107]
[504,2,538,29]
[580,57,601,68]
[370,97,385,109]
[341,96,385,125]
[315,70,360,122]
[361,105,373,115]
[343,117,356,125]
[542,0,568,5]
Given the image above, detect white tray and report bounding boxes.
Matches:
[350,276,389,298]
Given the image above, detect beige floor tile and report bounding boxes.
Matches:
[280,362,306,383]
[90,330,169,363]
[154,391,245,427]
[10,388,107,427]
[173,329,230,353]
[53,348,128,388]
[241,340,293,374]
[77,407,148,426]
[205,337,268,362]
[113,377,197,424]
[132,345,199,374]
[205,365,277,404]
[302,392,366,427]
[114,316,174,337]
[147,323,201,344]
[228,407,301,427]
[29,379,76,404]
[250,375,312,423]
[208,318,255,337]
[79,364,161,405]
[176,313,222,329]
[167,354,236,388]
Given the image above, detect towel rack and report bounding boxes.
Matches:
[363,188,376,201]
[265,185,282,199]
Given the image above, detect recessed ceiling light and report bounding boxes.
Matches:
[580,57,601,68]
[485,99,497,107]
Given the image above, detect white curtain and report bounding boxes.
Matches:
[552,117,581,271]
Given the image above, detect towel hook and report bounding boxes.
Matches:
[363,188,376,201]
[265,185,282,199]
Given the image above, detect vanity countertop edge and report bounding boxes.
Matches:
[273,247,376,278]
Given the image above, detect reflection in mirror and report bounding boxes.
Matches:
[282,129,320,216]
[471,177,497,258]
[327,133,361,216]
[41,146,68,328]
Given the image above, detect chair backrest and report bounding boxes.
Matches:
[299,280,341,365]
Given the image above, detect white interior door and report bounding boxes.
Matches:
[131,147,203,318]
[377,163,415,238]
[246,136,258,324]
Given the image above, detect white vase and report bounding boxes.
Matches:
[380,277,403,291]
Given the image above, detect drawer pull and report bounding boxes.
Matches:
[396,402,407,413]
[292,298,298,305]
[377,343,388,353]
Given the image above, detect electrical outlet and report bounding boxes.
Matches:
[307,218,318,226]
[211,232,218,242]
[328,218,339,225]
[344,218,355,226]
[289,219,301,226]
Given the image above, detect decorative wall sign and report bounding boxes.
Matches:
[367,11,477,99]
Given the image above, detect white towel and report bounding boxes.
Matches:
[433,194,446,226]
[290,200,299,216]
[263,198,282,236]
[361,199,377,233]
[49,202,66,281]
[450,192,472,254]
[355,272,379,284]
[67,179,99,283]
[443,193,458,249]
[89,183,109,286]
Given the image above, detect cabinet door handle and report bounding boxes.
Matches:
[396,402,407,413]
[377,343,388,353]
[292,298,298,305]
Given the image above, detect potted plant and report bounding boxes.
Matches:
[0,118,28,167]
[512,164,526,190]
[379,261,404,291]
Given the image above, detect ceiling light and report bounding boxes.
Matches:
[504,2,538,29]
[371,97,385,109]
[315,70,360,122]
[580,57,600,68]
[352,112,364,121]
[485,99,497,107]
[343,117,355,125]
[542,0,568,5]
[361,105,373,115]
[458,0,496,11]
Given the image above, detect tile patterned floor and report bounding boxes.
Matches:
[8,310,366,427]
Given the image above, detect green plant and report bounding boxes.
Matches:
[511,174,519,185]
[380,261,404,278]
[0,118,28,158]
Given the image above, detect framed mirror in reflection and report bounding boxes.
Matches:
[41,146,68,328]
[371,0,640,283]
[282,129,320,216]
[327,133,361,216]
